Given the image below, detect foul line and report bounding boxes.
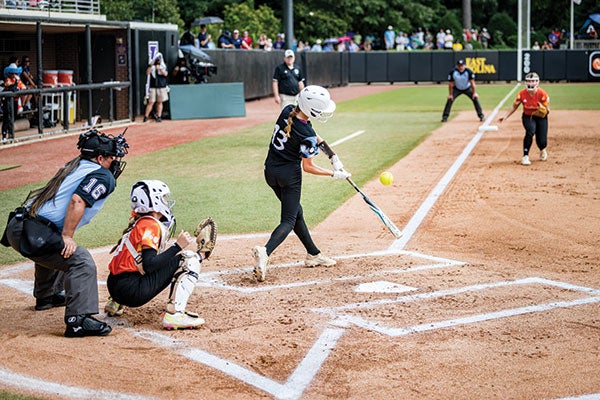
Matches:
[0,368,158,400]
[389,84,521,251]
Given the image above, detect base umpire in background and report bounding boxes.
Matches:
[272,49,306,109]
[441,59,485,123]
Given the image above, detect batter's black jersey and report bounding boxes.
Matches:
[272,63,305,96]
[265,105,319,167]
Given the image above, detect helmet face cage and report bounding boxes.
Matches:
[525,72,539,92]
[297,85,336,123]
[130,180,175,228]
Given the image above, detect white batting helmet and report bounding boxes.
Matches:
[130,180,175,228]
[297,85,336,122]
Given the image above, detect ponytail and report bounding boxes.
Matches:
[283,107,299,138]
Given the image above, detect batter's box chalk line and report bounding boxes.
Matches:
[195,249,466,293]
[130,277,600,400]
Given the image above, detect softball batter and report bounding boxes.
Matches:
[498,72,550,165]
[252,85,351,282]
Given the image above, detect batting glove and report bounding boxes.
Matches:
[332,169,351,180]
[330,155,344,171]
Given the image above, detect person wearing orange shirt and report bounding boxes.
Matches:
[105,180,207,330]
[498,72,550,165]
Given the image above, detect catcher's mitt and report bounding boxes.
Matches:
[194,217,217,259]
[532,104,548,118]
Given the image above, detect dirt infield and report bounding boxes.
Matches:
[0,85,598,400]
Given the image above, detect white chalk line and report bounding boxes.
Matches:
[2,93,598,399]
[314,277,600,337]
[389,83,521,251]
[133,326,345,400]
[0,367,158,400]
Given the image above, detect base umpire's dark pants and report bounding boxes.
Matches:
[442,87,484,121]
[521,113,548,156]
[264,163,320,257]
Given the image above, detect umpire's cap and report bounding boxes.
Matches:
[78,129,129,159]
[457,59,465,66]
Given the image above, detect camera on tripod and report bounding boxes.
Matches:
[178,45,217,84]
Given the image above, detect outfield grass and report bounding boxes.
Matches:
[0,83,598,266]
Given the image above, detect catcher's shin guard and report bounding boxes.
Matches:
[166,250,201,314]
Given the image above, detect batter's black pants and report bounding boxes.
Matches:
[442,87,484,121]
[521,114,548,156]
[264,163,320,257]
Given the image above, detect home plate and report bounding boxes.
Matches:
[354,281,418,293]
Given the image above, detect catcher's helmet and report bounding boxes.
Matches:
[77,129,129,159]
[525,72,539,93]
[130,180,175,228]
[297,85,336,123]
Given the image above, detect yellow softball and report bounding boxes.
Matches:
[379,171,393,186]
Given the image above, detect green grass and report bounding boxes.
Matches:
[0,164,19,172]
[1,83,598,266]
[0,390,48,400]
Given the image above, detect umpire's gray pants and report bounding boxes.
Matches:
[6,217,100,317]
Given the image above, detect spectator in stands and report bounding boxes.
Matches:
[17,56,35,111]
[242,31,253,49]
[197,24,211,49]
[218,30,234,49]
[587,25,597,39]
[444,29,454,49]
[273,34,285,50]
[180,27,195,47]
[2,63,26,141]
[480,27,491,48]
[541,40,553,50]
[437,28,446,49]
[384,25,396,50]
[361,39,372,51]
[548,28,561,49]
[532,41,541,50]
[311,39,323,52]
[231,30,244,49]
[257,33,268,50]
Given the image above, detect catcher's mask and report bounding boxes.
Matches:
[77,128,129,178]
[297,85,336,123]
[130,180,176,229]
[525,72,539,95]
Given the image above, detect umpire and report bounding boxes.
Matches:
[441,59,484,123]
[1,130,128,337]
[272,49,306,109]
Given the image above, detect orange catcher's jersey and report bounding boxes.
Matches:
[514,88,550,116]
[109,216,166,275]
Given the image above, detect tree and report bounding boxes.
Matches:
[222,1,279,45]
[488,11,517,47]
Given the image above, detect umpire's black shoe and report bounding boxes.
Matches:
[64,315,112,338]
[479,115,485,122]
[441,117,447,123]
[35,291,66,311]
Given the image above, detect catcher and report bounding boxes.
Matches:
[498,72,550,166]
[104,180,217,330]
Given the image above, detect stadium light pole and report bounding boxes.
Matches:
[517,0,531,82]
[570,0,582,49]
[284,0,294,50]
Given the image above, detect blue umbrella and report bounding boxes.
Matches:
[192,16,223,26]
